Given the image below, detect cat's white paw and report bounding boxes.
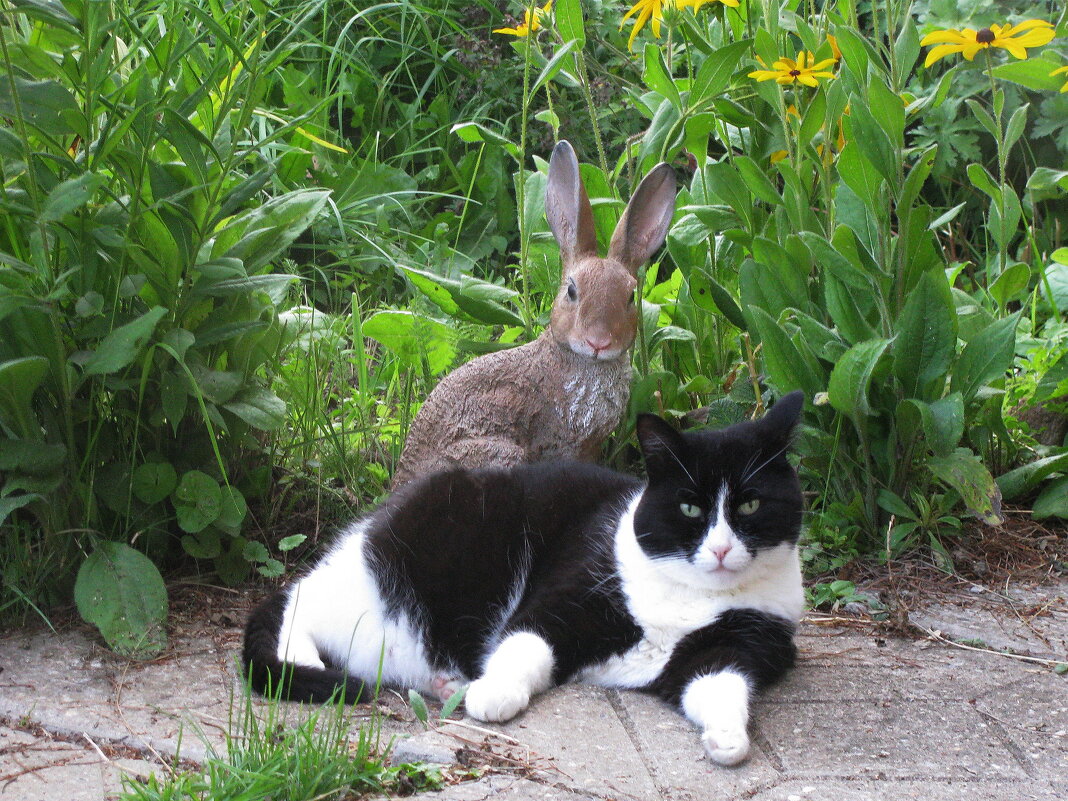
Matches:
[430,674,466,703]
[701,726,750,766]
[464,677,530,722]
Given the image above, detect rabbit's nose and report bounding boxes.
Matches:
[586,335,612,353]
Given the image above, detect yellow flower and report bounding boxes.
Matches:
[748,51,837,87]
[620,0,739,51]
[920,20,1055,67]
[494,1,553,37]
[1053,65,1068,93]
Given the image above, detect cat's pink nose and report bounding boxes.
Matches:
[712,545,732,562]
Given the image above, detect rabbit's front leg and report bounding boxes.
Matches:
[464,632,554,723]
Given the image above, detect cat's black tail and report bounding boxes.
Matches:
[242,590,366,704]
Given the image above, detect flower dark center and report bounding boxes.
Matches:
[976,28,995,44]
[789,69,801,76]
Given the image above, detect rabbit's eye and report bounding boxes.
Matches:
[566,278,578,302]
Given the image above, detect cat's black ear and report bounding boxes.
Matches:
[760,391,805,444]
[636,413,687,477]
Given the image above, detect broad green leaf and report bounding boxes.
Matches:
[40,173,106,222]
[278,534,306,552]
[824,274,877,346]
[735,156,781,206]
[927,448,1003,526]
[988,262,1030,309]
[827,338,890,417]
[837,142,884,213]
[997,452,1068,500]
[224,387,287,431]
[74,541,168,659]
[644,43,681,109]
[966,162,1000,202]
[172,470,222,533]
[216,486,248,531]
[848,101,898,186]
[800,230,871,290]
[181,529,221,559]
[1003,104,1028,155]
[82,306,168,376]
[891,269,957,400]
[950,313,1019,402]
[132,462,178,505]
[1,490,39,526]
[689,40,750,107]
[0,439,65,474]
[555,0,586,48]
[363,311,457,376]
[689,270,747,330]
[898,145,937,212]
[1033,476,1068,519]
[401,266,523,327]
[747,307,823,398]
[243,540,270,562]
[213,189,329,272]
[1042,259,1068,311]
[0,356,48,439]
[531,40,577,94]
[0,78,81,136]
[991,58,1064,91]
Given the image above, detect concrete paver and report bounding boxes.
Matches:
[1,580,1065,801]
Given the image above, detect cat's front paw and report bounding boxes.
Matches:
[701,726,750,766]
[464,677,530,722]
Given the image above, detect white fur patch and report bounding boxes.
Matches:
[682,670,752,765]
[466,631,554,722]
[274,518,447,695]
[579,491,803,688]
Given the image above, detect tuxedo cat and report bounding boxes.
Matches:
[243,391,805,765]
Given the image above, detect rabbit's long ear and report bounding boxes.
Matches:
[546,141,598,263]
[607,163,676,274]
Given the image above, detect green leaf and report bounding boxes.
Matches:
[224,387,287,431]
[74,542,168,659]
[950,313,1019,402]
[824,274,877,346]
[1003,104,1028,155]
[991,58,1064,91]
[997,452,1068,500]
[837,142,885,213]
[644,43,681,110]
[735,155,781,206]
[1033,476,1068,519]
[0,356,49,438]
[689,270,746,330]
[748,307,822,398]
[212,189,329,273]
[363,311,457,376]
[278,534,306,552]
[1042,259,1068,311]
[827,338,890,417]
[891,269,957,400]
[988,261,1030,310]
[966,162,1000,203]
[0,494,38,526]
[927,448,1003,526]
[440,686,467,720]
[531,40,577,95]
[82,306,168,376]
[0,77,81,136]
[554,0,586,49]
[131,462,178,505]
[181,529,221,559]
[689,40,750,107]
[848,101,898,186]
[172,470,222,533]
[243,540,270,562]
[40,173,106,222]
[401,266,522,326]
[898,145,937,212]
[408,689,430,726]
[216,486,247,531]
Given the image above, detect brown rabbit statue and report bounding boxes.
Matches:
[391,141,676,487]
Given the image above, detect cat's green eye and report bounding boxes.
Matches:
[737,498,760,515]
[679,502,703,519]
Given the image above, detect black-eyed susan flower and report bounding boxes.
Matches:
[1053,65,1068,93]
[920,20,1055,67]
[748,51,837,87]
[620,0,738,51]
[494,0,553,37]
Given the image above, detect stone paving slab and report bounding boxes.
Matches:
[2,591,1067,801]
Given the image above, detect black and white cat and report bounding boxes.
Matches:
[243,391,805,765]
